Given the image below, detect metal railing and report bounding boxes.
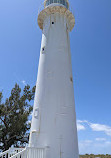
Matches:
[27,147,45,158]
[45,0,69,9]
[0,149,10,158]
[0,148,24,158]
[11,148,27,158]
[38,1,75,17]
[0,147,45,158]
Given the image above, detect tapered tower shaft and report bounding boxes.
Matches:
[29,1,79,158]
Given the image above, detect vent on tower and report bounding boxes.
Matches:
[44,0,69,9]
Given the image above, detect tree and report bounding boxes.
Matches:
[0,83,36,151]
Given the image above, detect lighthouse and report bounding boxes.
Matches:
[29,0,79,158]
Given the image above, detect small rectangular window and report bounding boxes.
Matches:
[61,0,63,5]
[63,0,65,5]
[48,0,50,5]
[50,0,53,4]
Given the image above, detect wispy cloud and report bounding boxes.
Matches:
[21,80,27,85]
[95,138,106,141]
[89,123,111,136]
[77,120,88,123]
[77,120,86,131]
[77,120,111,154]
[77,120,111,137]
[77,123,86,131]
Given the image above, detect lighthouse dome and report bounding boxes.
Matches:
[44,0,69,9]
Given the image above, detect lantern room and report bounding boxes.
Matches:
[44,0,69,9]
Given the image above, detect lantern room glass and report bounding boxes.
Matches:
[45,0,69,9]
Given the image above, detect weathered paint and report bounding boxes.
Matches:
[38,5,75,31]
[29,2,79,158]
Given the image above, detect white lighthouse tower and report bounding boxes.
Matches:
[29,0,79,158]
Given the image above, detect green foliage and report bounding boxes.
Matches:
[0,83,36,151]
[80,154,111,158]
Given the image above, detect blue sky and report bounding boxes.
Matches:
[0,0,111,154]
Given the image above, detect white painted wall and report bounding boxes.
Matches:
[29,12,79,158]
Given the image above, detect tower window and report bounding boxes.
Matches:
[52,22,54,24]
[70,77,73,83]
[42,47,45,53]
